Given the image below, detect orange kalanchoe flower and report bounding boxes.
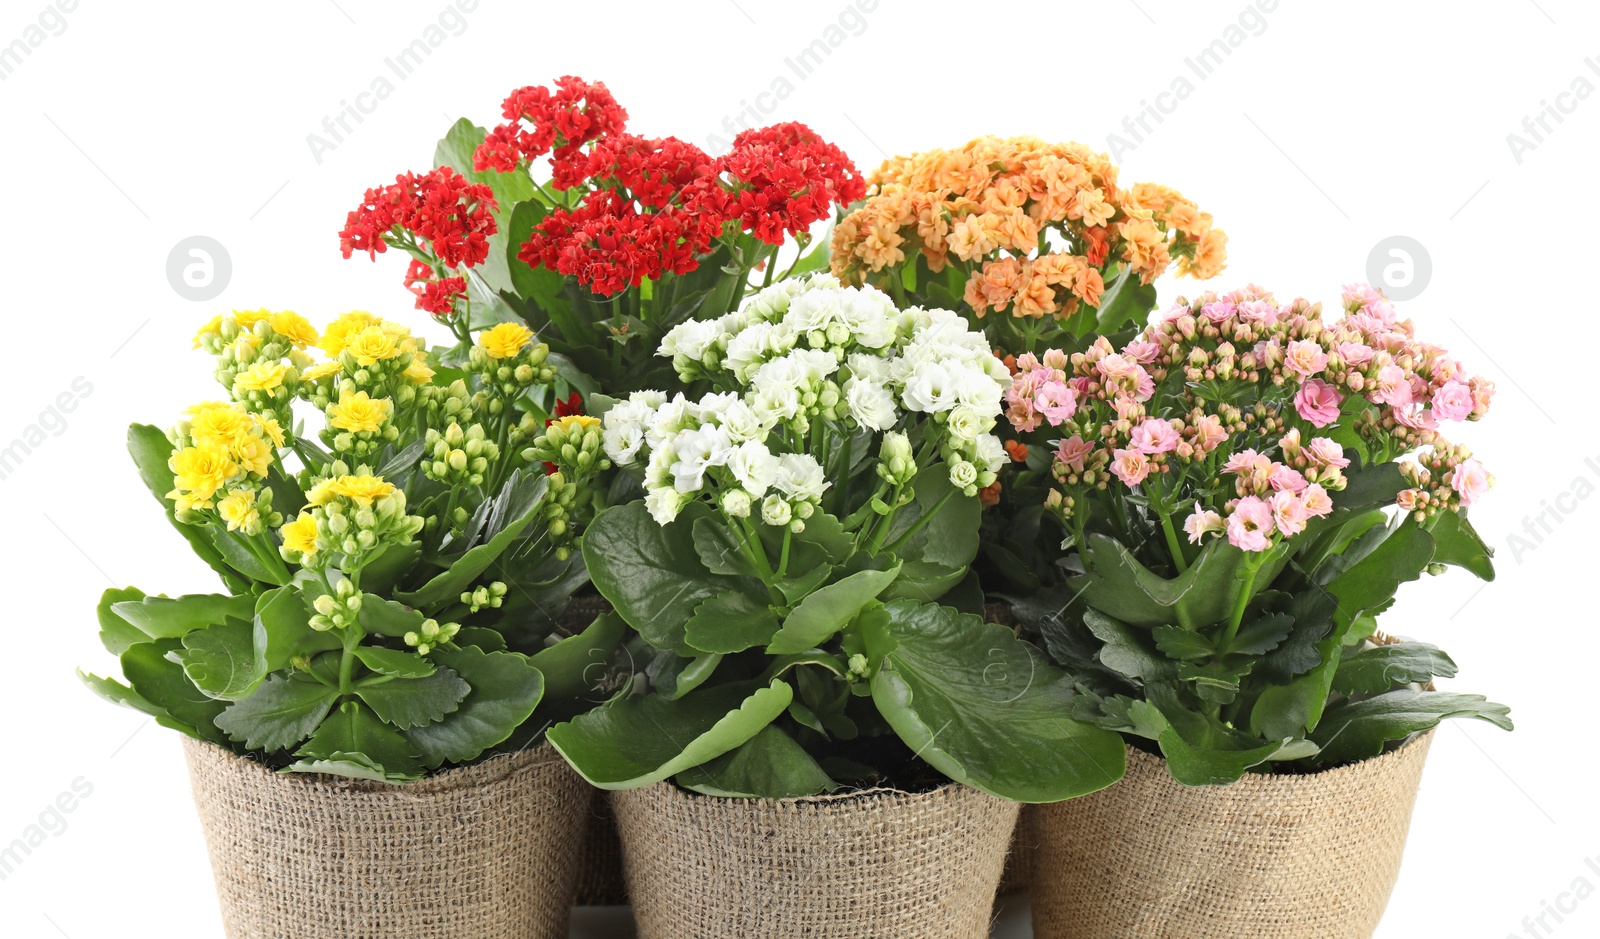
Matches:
[831,136,1227,332]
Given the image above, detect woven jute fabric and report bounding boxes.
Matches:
[183,738,590,939]
[996,803,1037,896]
[573,787,628,906]
[1031,731,1435,939]
[613,781,1020,938]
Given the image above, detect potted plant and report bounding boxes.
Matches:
[1000,284,1512,938]
[81,308,618,939]
[546,274,1126,938]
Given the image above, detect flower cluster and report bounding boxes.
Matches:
[608,274,1010,527]
[338,166,498,320]
[832,137,1226,323]
[1006,283,1494,552]
[167,401,286,533]
[471,78,863,297]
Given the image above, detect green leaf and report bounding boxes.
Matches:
[171,620,262,700]
[1333,641,1458,697]
[1083,609,1177,683]
[352,645,436,678]
[527,611,625,702]
[766,566,900,654]
[1428,511,1495,581]
[546,680,793,789]
[864,600,1126,803]
[215,673,339,751]
[791,510,853,563]
[693,515,757,577]
[1223,612,1296,656]
[777,563,834,605]
[676,725,838,798]
[1151,626,1213,661]
[1157,724,1285,786]
[254,588,341,675]
[649,651,724,701]
[112,593,255,641]
[96,587,148,656]
[296,700,423,781]
[356,667,470,730]
[584,501,758,653]
[1311,689,1512,766]
[1320,519,1435,629]
[1074,536,1289,630]
[1250,587,1346,740]
[684,590,781,654]
[404,646,545,768]
[881,472,980,572]
[357,594,426,638]
[208,528,291,586]
[117,643,228,746]
[126,423,247,592]
[1091,266,1158,333]
[506,200,567,310]
[282,752,412,783]
[455,626,508,652]
[397,473,548,608]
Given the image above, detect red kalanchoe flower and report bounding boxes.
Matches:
[552,392,585,418]
[722,122,866,244]
[474,76,628,181]
[521,189,724,297]
[340,166,498,268]
[404,260,467,316]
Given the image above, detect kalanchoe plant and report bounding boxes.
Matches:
[342,75,865,395]
[1002,283,1511,785]
[831,136,1228,352]
[545,274,1125,802]
[82,309,618,782]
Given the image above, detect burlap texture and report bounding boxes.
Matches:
[613,781,1020,938]
[183,738,589,939]
[573,787,628,906]
[1031,731,1435,939]
[996,804,1038,896]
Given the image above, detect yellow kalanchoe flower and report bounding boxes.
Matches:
[189,404,255,450]
[280,513,319,557]
[480,322,534,360]
[259,416,286,448]
[301,360,342,382]
[169,444,237,509]
[232,434,273,477]
[231,309,271,330]
[403,358,436,384]
[234,361,290,392]
[345,326,401,366]
[327,391,391,433]
[216,489,260,532]
[269,311,319,348]
[552,414,601,433]
[192,315,224,349]
[327,474,396,506]
[318,311,382,358]
[305,479,337,507]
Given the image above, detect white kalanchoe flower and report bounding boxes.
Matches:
[760,494,793,527]
[774,453,830,503]
[845,378,898,431]
[727,440,780,497]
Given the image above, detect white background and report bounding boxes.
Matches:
[0,1,1594,937]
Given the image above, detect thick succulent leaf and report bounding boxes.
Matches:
[96,587,149,656]
[295,700,423,781]
[254,587,342,675]
[352,645,436,678]
[1333,641,1458,697]
[355,668,470,730]
[684,590,782,654]
[398,472,547,609]
[404,646,545,768]
[546,680,793,789]
[1311,689,1512,766]
[170,619,262,700]
[765,566,900,654]
[864,600,1125,803]
[1428,510,1495,581]
[1073,536,1290,630]
[1083,610,1177,683]
[215,672,339,751]
[527,611,626,703]
[111,593,255,641]
[675,725,838,799]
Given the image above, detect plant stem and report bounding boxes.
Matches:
[884,486,955,554]
[1218,553,1266,650]
[777,527,793,580]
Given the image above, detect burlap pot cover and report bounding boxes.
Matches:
[1031,730,1435,939]
[183,738,590,939]
[613,781,1021,938]
[573,787,628,906]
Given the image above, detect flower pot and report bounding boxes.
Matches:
[573,788,628,906]
[613,781,1020,938]
[182,738,589,939]
[996,804,1038,896]
[1031,731,1435,939]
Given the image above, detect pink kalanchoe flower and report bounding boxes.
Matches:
[1301,483,1334,517]
[1392,406,1438,431]
[1431,379,1474,422]
[1131,418,1180,455]
[1270,489,1311,536]
[1268,463,1309,493]
[1284,339,1330,378]
[1294,379,1344,427]
[1222,448,1263,475]
[1034,381,1078,426]
[1124,340,1161,364]
[1237,299,1278,324]
[1227,496,1276,552]
[1372,364,1414,407]
[1184,503,1225,544]
[1054,435,1095,473]
[1194,414,1229,452]
[1201,300,1236,323]
[1396,488,1419,511]
[1095,353,1137,381]
[1448,458,1492,506]
[1337,341,1376,368]
[1305,437,1351,469]
[1341,283,1383,309]
[1110,448,1151,487]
